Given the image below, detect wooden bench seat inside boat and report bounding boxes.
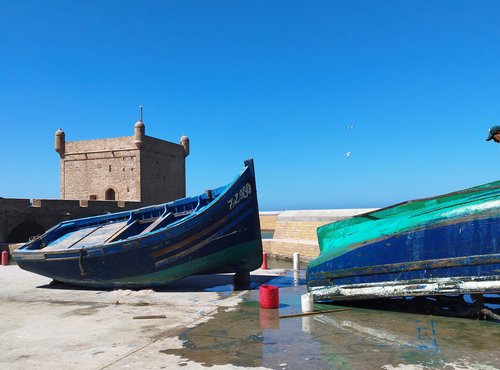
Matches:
[42,221,128,250]
[140,212,174,234]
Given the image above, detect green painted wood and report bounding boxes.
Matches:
[312,181,500,267]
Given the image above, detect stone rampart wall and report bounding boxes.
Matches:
[0,198,142,244]
[65,136,134,152]
[259,209,376,261]
[259,212,280,231]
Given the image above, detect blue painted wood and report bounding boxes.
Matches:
[306,181,500,301]
[14,159,263,288]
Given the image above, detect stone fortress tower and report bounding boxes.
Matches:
[55,117,189,205]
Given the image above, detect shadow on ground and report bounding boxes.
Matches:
[35,271,296,294]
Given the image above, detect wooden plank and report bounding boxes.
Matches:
[104,220,138,243]
[43,227,101,251]
[70,221,127,248]
[133,315,167,320]
[141,212,173,234]
[138,217,159,225]
[44,221,128,250]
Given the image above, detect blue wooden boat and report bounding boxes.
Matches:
[307,181,500,301]
[14,159,262,288]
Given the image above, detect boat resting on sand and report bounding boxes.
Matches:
[306,181,500,301]
[14,159,262,288]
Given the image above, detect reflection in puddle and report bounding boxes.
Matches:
[160,287,500,369]
[161,299,331,369]
[160,301,265,368]
[332,295,500,321]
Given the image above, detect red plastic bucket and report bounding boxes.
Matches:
[259,285,279,309]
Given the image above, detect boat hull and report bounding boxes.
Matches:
[14,160,263,288]
[307,182,500,301]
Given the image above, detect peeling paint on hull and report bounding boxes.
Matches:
[309,275,500,301]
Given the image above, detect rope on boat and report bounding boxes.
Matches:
[471,295,500,321]
[477,308,500,321]
[79,248,86,276]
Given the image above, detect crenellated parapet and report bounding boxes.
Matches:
[30,198,140,210]
[57,119,190,205]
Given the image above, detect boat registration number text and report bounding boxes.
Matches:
[228,183,252,210]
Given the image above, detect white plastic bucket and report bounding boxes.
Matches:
[301,292,314,313]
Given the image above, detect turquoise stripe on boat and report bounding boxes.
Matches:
[314,181,500,266]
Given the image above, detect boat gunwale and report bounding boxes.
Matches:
[317,181,500,235]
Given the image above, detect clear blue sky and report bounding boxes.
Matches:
[1,1,499,211]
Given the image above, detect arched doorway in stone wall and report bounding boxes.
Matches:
[105,188,116,200]
[7,221,46,243]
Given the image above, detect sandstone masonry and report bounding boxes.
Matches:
[261,209,377,261]
[55,119,189,204]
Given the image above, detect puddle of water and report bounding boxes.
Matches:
[161,284,500,369]
[161,302,263,368]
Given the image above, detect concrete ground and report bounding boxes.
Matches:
[2,265,500,370]
[0,265,281,369]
